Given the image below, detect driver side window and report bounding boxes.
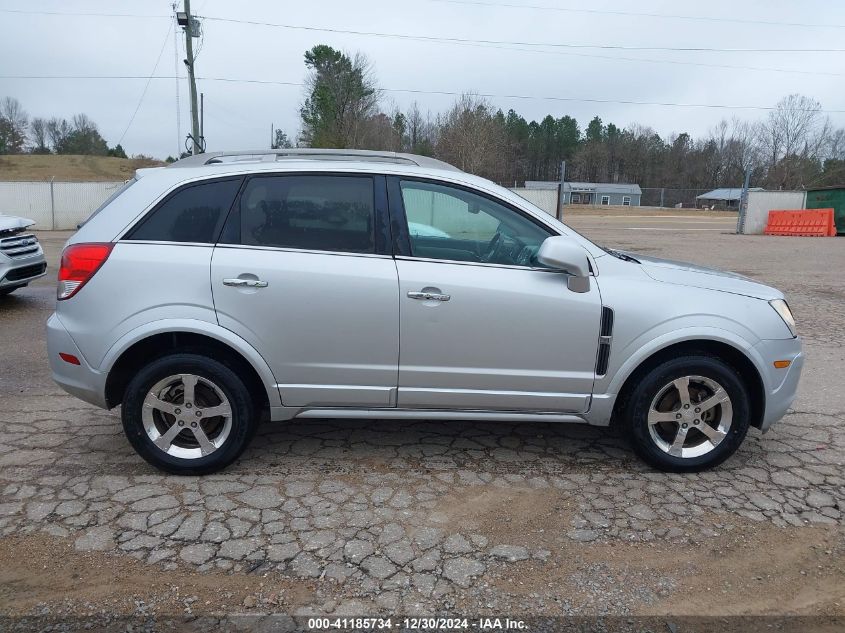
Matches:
[399,180,552,267]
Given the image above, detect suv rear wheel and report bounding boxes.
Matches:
[122,353,258,475]
[623,355,751,472]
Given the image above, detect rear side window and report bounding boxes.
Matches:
[126,178,242,243]
[232,175,375,254]
[79,178,137,228]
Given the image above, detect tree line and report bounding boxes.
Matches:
[295,45,845,191]
[0,96,128,158]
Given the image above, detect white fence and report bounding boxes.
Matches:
[0,180,565,232]
[509,187,560,217]
[0,181,125,230]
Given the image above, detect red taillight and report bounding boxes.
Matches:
[57,243,114,300]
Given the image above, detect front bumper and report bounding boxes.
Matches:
[0,251,47,289]
[46,312,109,408]
[754,336,804,432]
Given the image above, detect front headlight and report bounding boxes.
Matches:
[770,299,797,338]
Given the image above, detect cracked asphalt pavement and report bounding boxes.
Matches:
[0,217,842,625]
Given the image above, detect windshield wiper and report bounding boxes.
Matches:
[606,248,640,264]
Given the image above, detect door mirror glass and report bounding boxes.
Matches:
[537,236,590,277]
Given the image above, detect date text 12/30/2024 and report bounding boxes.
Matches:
[307,618,528,630]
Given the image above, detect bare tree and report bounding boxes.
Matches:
[30,117,50,154]
[72,113,98,135]
[435,94,506,179]
[0,96,29,153]
[404,101,436,155]
[758,94,825,188]
[1,97,28,132]
[825,127,845,161]
[46,117,71,150]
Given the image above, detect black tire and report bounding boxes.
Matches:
[0,287,18,296]
[122,353,258,475]
[622,354,751,472]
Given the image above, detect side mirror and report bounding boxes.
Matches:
[537,236,591,293]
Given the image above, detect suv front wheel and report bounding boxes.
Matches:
[623,354,752,472]
[122,353,258,475]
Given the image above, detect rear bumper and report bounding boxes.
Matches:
[754,336,804,432]
[46,312,109,408]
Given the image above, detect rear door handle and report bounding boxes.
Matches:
[223,278,268,288]
[408,290,450,301]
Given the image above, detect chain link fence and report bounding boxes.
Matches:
[640,187,735,210]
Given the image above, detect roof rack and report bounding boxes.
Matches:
[168,149,461,172]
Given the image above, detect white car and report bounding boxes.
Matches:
[0,215,47,296]
[47,149,802,475]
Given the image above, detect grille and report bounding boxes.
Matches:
[0,233,40,259]
[4,262,46,282]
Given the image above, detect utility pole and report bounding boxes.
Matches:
[557,160,566,220]
[177,0,201,154]
[200,92,204,149]
[736,167,752,234]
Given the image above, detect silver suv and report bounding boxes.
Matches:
[1,215,47,296]
[46,149,803,475]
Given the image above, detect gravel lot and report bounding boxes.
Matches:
[0,216,842,628]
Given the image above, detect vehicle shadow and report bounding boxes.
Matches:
[236,417,646,476]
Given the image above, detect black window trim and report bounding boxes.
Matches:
[122,175,245,244]
[386,175,559,270]
[218,171,391,256]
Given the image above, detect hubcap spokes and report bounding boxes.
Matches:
[647,375,732,459]
[142,373,233,459]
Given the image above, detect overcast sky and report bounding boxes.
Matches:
[1,0,844,158]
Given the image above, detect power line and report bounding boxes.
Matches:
[198,15,845,53]
[0,8,168,18]
[418,0,845,30]
[193,14,845,76]
[5,75,843,113]
[6,6,843,55]
[117,24,174,146]
[386,36,843,77]
[5,8,837,76]
[5,4,843,31]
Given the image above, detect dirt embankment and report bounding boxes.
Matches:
[0,155,165,182]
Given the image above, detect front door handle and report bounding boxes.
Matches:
[223,278,268,288]
[408,290,450,302]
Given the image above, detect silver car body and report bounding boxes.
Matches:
[0,215,47,292]
[47,152,803,433]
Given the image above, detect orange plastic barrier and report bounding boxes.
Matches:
[764,208,836,237]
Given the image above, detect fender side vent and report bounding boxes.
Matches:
[600,306,614,337]
[596,342,611,376]
[596,306,614,376]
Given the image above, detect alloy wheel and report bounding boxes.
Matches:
[647,375,733,459]
[141,373,233,459]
